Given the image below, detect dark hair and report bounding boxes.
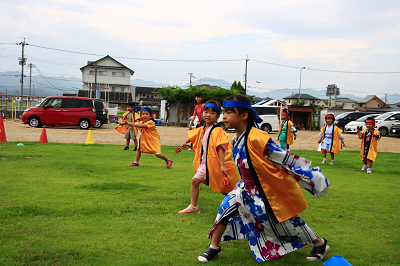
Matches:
[365,117,375,123]
[195,93,202,98]
[325,113,335,121]
[204,100,221,113]
[223,95,256,124]
[126,102,135,107]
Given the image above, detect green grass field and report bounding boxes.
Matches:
[1,142,399,265]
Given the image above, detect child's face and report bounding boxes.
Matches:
[195,96,202,103]
[202,108,219,125]
[365,122,374,130]
[281,114,288,121]
[222,108,245,129]
[141,111,151,121]
[326,118,333,125]
[127,106,134,112]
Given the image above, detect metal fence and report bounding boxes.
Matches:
[0,94,46,120]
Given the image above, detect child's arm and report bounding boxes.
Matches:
[318,132,323,143]
[291,125,297,140]
[339,134,345,145]
[181,138,191,148]
[122,121,148,128]
[217,145,227,177]
[113,115,124,118]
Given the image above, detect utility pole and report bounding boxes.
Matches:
[188,73,194,87]
[244,56,249,95]
[298,67,305,101]
[28,63,35,107]
[17,38,28,96]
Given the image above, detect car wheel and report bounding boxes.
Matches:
[261,124,272,133]
[93,119,102,128]
[379,127,388,136]
[218,122,227,131]
[28,117,42,128]
[79,119,91,129]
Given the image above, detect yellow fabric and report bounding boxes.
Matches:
[138,120,161,154]
[359,129,379,161]
[278,120,295,145]
[188,126,239,194]
[123,112,140,135]
[246,128,308,223]
[320,125,343,154]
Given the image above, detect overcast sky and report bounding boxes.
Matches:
[1,0,399,101]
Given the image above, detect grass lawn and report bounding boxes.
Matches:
[0,142,399,265]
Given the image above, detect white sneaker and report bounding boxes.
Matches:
[330,160,335,165]
[321,159,326,164]
[367,168,372,174]
[361,165,368,171]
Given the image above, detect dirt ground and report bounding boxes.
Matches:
[2,120,400,153]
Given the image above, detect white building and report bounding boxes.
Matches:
[79,55,135,104]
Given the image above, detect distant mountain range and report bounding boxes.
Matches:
[1,71,398,104]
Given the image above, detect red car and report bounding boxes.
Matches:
[22,96,96,129]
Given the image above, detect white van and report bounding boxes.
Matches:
[374,111,400,136]
[217,105,279,133]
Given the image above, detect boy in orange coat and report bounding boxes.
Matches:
[357,117,381,174]
[277,109,297,151]
[178,100,239,214]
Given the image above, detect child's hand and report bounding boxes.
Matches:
[294,134,297,140]
[220,165,227,177]
[318,139,322,144]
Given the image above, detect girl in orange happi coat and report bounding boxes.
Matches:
[357,117,381,174]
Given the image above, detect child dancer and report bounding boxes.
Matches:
[178,100,239,215]
[121,108,173,168]
[189,93,205,130]
[113,102,140,151]
[277,109,297,151]
[198,95,331,264]
[318,114,345,165]
[357,117,381,174]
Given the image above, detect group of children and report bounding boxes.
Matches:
[117,95,381,264]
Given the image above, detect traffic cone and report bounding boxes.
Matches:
[38,128,48,143]
[323,256,352,266]
[85,130,94,144]
[0,117,7,142]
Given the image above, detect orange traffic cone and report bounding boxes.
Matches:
[38,128,48,143]
[0,117,7,142]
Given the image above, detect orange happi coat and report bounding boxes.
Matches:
[278,120,295,145]
[188,125,239,194]
[123,111,140,135]
[359,129,380,161]
[245,127,308,223]
[138,120,161,154]
[320,124,343,154]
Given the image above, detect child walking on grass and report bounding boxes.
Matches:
[189,92,205,130]
[197,95,331,264]
[121,108,172,168]
[357,117,381,174]
[178,100,239,215]
[113,102,140,151]
[318,114,345,165]
[277,109,297,151]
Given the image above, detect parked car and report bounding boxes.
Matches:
[344,113,380,133]
[93,100,108,128]
[389,122,400,137]
[187,115,199,128]
[22,96,96,129]
[374,111,400,136]
[333,112,377,130]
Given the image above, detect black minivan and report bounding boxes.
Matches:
[93,100,108,128]
[334,112,376,130]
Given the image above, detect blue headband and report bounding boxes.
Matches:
[203,103,221,115]
[222,100,263,127]
[127,103,134,107]
[141,108,152,115]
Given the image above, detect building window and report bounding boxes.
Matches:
[147,95,149,98]
[112,72,125,77]
[151,95,154,98]
[111,87,116,92]
[288,100,290,103]
[89,70,95,75]
[120,87,124,92]
[98,71,107,76]
[352,104,354,107]
[360,104,363,107]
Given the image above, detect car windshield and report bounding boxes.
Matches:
[355,114,378,122]
[335,113,350,120]
[375,112,393,120]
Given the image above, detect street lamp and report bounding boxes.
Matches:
[298,67,305,101]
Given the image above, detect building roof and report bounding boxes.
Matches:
[358,95,379,104]
[80,55,134,75]
[283,93,320,100]
[333,97,358,103]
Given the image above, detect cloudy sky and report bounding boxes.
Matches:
[1,0,399,101]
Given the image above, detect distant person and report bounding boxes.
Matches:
[277,109,297,151]
[0,112,5,120]
[178,100,239,215]
[121,108,172,168]
[189,93,205,130]
[113,103,140,151]
[357,117,381,174]
[318,114,345,165]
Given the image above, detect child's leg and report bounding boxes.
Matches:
[210,223,227,247]
[330,153,334,160]
[135,150,141,162]
[134,139,138,147]
[190,178,203,208]
[307,236,330,261]
[155,153,169,162]
[367,160,373,169]
[125,139,130,147]
[322,150,327,159]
